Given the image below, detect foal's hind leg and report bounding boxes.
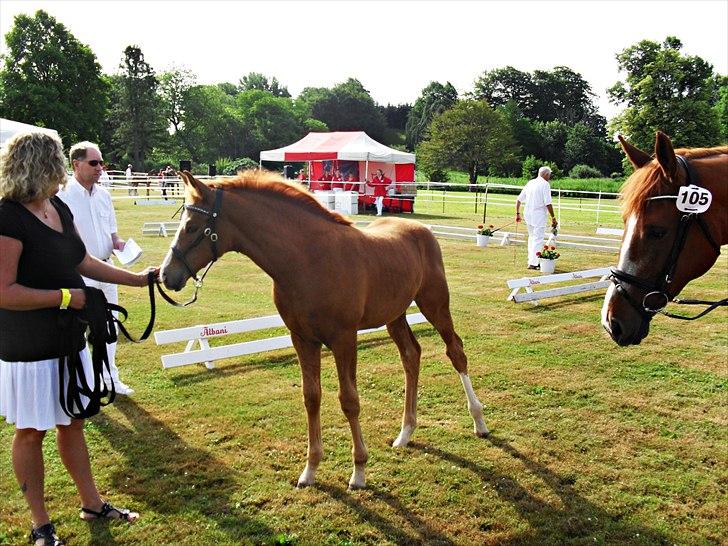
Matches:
[416,287,489,437]
[291,333,323,487]
[329,331,368,489]
[387,314,422,447]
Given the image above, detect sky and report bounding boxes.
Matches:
[0,0,726,121]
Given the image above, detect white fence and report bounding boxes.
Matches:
[155,305,427,369]
[507,267,612,305]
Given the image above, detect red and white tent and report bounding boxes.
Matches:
[260,131,414,164]
[260,131,415,183]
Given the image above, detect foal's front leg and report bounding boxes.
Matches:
[291,333,322,488]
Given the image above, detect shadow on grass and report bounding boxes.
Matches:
[316,483,455,546]
[167,329,439,387]
[409,438,670,545]
[92,398,273,545]
[520,292,605,312]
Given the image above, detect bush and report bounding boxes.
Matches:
[521,155,541,179]
[522,156,562,179]
[423,169,449,183]
[220,157,258,176]
[569,164,603,179]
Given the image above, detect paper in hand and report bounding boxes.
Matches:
[113,237,143,266]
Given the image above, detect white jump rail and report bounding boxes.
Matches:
[423,224,621,252]
[155,306,428,369]
[142,221,180,237]
[596,227,624,236]
[507,267,612,305]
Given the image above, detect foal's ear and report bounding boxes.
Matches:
[618,135,652,169]
[654,131,678,184]
[179,170,211,201]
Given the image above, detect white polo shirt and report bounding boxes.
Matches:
[517,176,552,225]
[58,176,117,261]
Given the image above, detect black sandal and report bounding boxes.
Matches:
[29,523,65,546]
[80,501,138,522]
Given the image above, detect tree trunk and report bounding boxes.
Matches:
[469,163,478,191]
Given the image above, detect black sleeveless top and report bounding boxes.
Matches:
[0,196,87,361]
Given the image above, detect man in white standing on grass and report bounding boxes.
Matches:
[58,141,134,395]
[515,166,558,270]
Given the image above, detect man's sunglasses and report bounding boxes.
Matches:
[79,159,104,167]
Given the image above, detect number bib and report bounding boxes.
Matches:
[677,184,712,213]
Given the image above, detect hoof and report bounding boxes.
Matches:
[392,425,414,448]
[348,466,366,490]
[475,422,490,437]
[296,479,313,489]
[392,435,410,448]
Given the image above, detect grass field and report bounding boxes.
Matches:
[1,191,725,546]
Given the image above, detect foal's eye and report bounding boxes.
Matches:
[646,226,668,239]
[185,223,200,234]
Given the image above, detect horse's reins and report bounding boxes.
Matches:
[609,155,726,321]
[155,187,224,307]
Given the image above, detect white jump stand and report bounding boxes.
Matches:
[334,191,359,215]
[313,191,335,210]
[507,267,612,305]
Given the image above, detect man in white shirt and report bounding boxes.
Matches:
[58,141,134,395]
[515,166,558,270]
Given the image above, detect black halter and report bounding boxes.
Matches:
[156,188,224,307]
[609,156,726,321]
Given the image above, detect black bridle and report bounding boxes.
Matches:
[156,188,224,307]
[609,155,726,321]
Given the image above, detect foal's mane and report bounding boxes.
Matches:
[207,169,352,226]
[620,146,728,221]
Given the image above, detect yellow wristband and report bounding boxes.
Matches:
[59,288,71,310]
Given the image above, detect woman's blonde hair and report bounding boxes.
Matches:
[0,131,68,202]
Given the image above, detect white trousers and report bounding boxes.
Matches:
[375,196,384,215]
[526,222,546,267]
[83,277,120,384]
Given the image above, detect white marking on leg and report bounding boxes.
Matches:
[601,214,637,329]
[297,464,317,488]
[459,373,489,436]
[392,425,414,448]
[349,465,366,490]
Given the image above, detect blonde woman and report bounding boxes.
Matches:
[0,131,155,545]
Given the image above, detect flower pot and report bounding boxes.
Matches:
[539,258,556,274]
[476,235,490,247]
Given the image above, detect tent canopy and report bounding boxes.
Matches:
[260,131,415,164]
[0,118,59,146]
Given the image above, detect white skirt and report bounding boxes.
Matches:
[0,348,95,430]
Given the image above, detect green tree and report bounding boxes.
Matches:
[711,76,728,142]
[405,81,458,150]
[110,46,167,169]
[418,100,519,184]
[473,66,535,113]
[0,9,108,143]
[238,72,290,97]
[158,66,197,132]
[608,36,722,149]
[177,84,250,163]
[236,90,308,158]
[298,79,386,141]
[473,66,604,130]
[497,101,539,161]
[380,103,411,131]
[534,120,569,168]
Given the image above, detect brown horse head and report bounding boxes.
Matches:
[160,171,230,291]
[602,132,727,345]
